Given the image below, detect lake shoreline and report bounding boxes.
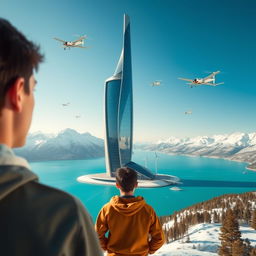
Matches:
[154,151,256,172]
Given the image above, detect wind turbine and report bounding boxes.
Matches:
[144,154,148,168]
[154,152,159,175]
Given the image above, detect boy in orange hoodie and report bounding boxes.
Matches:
[95,167,165,256]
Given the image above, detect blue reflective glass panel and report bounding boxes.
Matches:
[105,79,121,175]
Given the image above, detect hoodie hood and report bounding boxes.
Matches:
[110,195,146,216]
[0,144,38,200]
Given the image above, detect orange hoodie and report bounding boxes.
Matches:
[95,196,164,256]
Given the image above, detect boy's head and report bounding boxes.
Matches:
[115,167,138,193]
[0,18,43,148]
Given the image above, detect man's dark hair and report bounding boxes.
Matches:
[0,18,43,109]
[116,167,138,192]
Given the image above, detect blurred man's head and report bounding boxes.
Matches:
[116,167,138,193]
[0,18,43,148]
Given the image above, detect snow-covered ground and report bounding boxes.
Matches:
[102,223,255,255]
[153,223,256,256]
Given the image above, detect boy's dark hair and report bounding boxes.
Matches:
[116,167,138,192]
[0,18,43,109]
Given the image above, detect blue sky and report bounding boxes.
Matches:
[1,0,255,142]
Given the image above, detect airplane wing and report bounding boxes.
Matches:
[178,78,193,82]
[73,35,86,43]
[204,71,220,80]
[203,82,223,86]
[53,37,66,43]
[203,82,216,86]
[213,82,224,86]
[74,45,88,49]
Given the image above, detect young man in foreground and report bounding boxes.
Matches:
[96,167,165,256]
[0,18,102,255]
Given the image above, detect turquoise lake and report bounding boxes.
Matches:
[31,151,256,221]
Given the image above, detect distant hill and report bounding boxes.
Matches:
[136,132,256,170]
[14,128,104,162]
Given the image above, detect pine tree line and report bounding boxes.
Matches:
[159,191,256,248]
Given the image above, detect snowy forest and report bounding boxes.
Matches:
[159,191,256,255]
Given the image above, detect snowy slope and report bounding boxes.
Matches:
[154,223,256,256]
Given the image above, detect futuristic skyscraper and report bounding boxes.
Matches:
[104,14,156,180]
[77,14,180,187]
[104,14,133,177]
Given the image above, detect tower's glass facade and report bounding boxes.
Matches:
[104,15,155,180]
[118,16,133,167]
[105,79,122,175]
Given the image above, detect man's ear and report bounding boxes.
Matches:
[7,77,25,112]
[116,182,121,189]
[135,182,138,188]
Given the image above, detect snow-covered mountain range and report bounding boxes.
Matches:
[14,128,104,161]
[15,130,256,166]
[137,132,256,169]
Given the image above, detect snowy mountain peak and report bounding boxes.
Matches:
[141,131,256,166]
[59,128,79,135]
[159,132,256,148]
[15,129,104,161]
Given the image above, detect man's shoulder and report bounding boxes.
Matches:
[8,172,87,222]
[22,179,94,226]
[0,164,81,211]
[26,180,81,208]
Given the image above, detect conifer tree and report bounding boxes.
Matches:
[162,226,168,243]
[192,213,198,225]
[221,211,227,223]
[232,239,245,256]
[250,248,256,256]
[243,208,251,224]
[173,222,179,240]
[173,214,177,223]
[203,211,210,223]
[178,219,183,236]
[168,227,174,242]
[251,210,256,230]
[213,211,220,223]
[219,209,243,256]
[219,245,230,256]
[244,238,252,256]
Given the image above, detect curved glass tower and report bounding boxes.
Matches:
[104,15,155,180]
[78,14,180,187]
[104,14,132,176]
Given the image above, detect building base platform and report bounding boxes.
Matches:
[77,173,181,188]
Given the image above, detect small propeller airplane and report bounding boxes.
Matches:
[178,71,224,88]
[53,35,87,50]
[62,102,70,107]
[75,115,81,118]
[151,80,162,87]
